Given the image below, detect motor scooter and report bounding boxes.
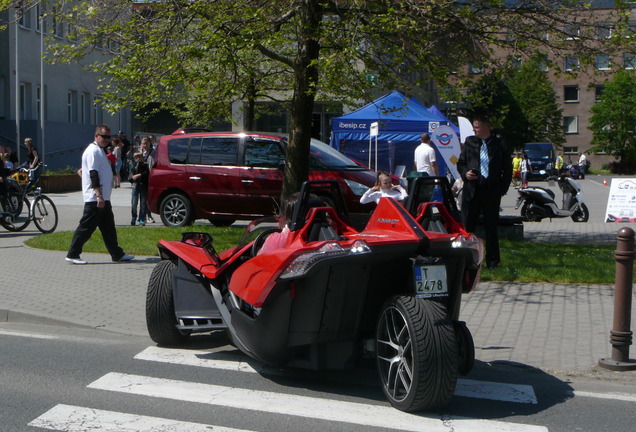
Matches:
[515,174,589,222]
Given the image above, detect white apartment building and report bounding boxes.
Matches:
[0,4,132,170]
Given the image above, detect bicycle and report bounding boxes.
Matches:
[0,167,59,234]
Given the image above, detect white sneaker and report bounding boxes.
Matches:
[66,257,87,265]
[114,254,135,262]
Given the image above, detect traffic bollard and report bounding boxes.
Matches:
[599,227,636,371]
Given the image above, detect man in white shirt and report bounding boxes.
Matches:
[66,124,134,265]
[578,152,587,179]
[414,133,438,176]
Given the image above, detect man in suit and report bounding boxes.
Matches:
[457,115,512,269]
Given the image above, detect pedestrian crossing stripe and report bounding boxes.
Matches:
[29,404,255,432]
[135,346,538,404]
[87,372,547,432]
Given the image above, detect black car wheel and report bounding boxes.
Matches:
[571,203,589,222]
[376,296,459,412]
[146,260,191,346]
[159,193,193,227]
[455,320,475,375]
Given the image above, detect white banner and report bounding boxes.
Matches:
[430,125,461,179]
[604,178,636,223]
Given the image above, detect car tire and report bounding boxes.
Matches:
[455,320,475,375]
[376,296,459,412]
[571,203,589,222]
[146,260,191,346]
[159,193,193,227]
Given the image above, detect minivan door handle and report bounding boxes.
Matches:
[189,176,201,181]
[242,180,254,184]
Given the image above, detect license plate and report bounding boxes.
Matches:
[413,265,448,298]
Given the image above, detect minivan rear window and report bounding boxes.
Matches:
[245,139,285,168]
[190,137,239,166]
[168,138,189,164]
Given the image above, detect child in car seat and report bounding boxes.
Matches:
[360,171,408,204]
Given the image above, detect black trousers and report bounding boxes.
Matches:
[67,201,125,261]
[461,187,502,266]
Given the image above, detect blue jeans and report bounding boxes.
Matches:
[131,187,147,222]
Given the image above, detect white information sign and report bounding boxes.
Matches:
[370,122,379,137]
[604,178,636,223]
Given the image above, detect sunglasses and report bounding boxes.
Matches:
[97,134,112,139]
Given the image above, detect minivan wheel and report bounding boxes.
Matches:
[160,193,194,227]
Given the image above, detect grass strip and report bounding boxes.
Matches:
[26,227,622,284]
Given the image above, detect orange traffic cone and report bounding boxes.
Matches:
[603,178,608,186]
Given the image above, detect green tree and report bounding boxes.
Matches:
[1,0,632,199]
[589,69,636,168]
[462,56,563,149]
[507,57,564,147]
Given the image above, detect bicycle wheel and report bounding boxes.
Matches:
[1,194,30,232]
[32,195,58,234]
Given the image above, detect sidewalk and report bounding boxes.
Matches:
[0,183,633,376]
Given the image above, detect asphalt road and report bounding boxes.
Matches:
[3,322,636,432]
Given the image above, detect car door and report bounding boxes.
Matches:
[185,136,243,217]
[240,137,286,216]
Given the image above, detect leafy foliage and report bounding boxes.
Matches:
[589,69,636,165]
[463,56,564,149]
[3,0,633,197]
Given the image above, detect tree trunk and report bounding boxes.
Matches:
[282,0,321,203]
[243,77,256,131]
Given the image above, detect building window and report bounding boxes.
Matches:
[510,55,522,68]
[624,53,636,70]
[564,146,578,155]
[18,7,32,29]
[595,54,611,70]
[563,116,578,134]
[36,86,41,121]
[20,83,32,120]
[67,91,78,123]
[595,85,605,101]
[80,93,88,124]
[35,2,46,33]
[53,15,64,38]
[564,86,579,103]
[468,64,483,74]
[564,24,580,40]
[93,97,103,124]
[597,23,612,39]
[537,53,549,72]
[20,84,27,120]
[565,56,579,71]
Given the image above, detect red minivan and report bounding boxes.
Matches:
[147,131,380,227]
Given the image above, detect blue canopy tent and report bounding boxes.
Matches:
[428,105,460,135]
[330,90,449,175]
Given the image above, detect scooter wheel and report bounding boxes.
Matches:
[521,203,541,222]
[571,203,589,222]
